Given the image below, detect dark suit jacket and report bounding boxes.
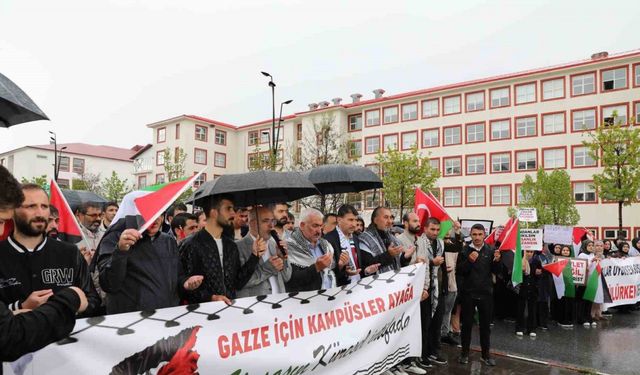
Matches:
[323,228,364,286]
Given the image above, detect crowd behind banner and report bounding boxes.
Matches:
[2,164,640,374]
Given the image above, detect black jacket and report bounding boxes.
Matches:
[0,287,80,362]
[180,229,258,302]
[98,227,186,315]
[457,243,501,298]
[0,236,100,317]
[323,228,364,286]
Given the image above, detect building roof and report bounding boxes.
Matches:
[28,143,138,162]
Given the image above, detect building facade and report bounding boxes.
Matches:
[141,49,640,240]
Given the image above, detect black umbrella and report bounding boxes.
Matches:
[192,170,319,208]
[61,189,108,213]
[304,164,383,195]
[0,72,49,127]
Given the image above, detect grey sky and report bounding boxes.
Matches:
[0,0,637,153]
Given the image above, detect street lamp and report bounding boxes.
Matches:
[275,99,293,157]
[49,131,58,181]
[261,71,277,168]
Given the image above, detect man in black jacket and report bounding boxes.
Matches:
[0,184,100,317]
[180,194,263,304]
[456,223,501,366]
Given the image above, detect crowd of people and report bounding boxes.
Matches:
[2,163,640,373]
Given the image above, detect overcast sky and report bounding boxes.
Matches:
[0,0,637,153]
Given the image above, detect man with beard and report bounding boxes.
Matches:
[46,205,60,239]
[359,207,414,275]
[0,184,100,317]
[180,195,264,304]
[101,201,119,230]
[76,202,105,264]
[271,203,291,240]
[355,217,365,236]
[171,213,199,246]
[232,207,249,240]
[98,214,204,315]
[0,169,89,362]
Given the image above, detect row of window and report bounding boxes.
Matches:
[346,64,640,131]
[57,156,85,174]
[156,124,227,145]
[248,127,285,146]
[155,149,227,168]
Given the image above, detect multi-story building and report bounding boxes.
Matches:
[0,143,141,189]
[141,49,640,241]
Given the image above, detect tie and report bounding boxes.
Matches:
[350,239,359,269]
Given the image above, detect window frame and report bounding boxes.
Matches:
[600,103,629,126]
[156,150,165,166]
[442,124,462,146]
[214,129,227,146]
[541,146,567,170]
[465,122,486,144]
[515,149,538,172]
[155,173,165,184]
[572,180,598,204]
[490,151,512,174]
[72,158,85,174]
[214,152,227,168]
[137,175,147,189]
[443,156,462,177]
[489,118,511,141]
[193,172,207,188]
[421,98,440,118]
[570,107,598,133]
[348,139,363,158]
[600,65,629,93]
[514,115,538,139]
[259,128,270,144]
[489,86,511,108]
[421,128,440,149]
[541,76,566,101]
[382,133,399,152]
[193,148,208,165]
[570,71,596,97]
[514,81,537,105]
[634,100,640,125]
[59,155,70,172]
[400,131,418,151]
[490,184,512,207]
[571,144,597,169]
[634,63,640,88]
[365,109,381,127]
[442,95,462,116]
[157,127,166,143]
[382,105,399,125]
[175,123,180,140]
[541,111,567,136]
[401,102,419,122]
[465,90,485,112]
[194,125,208,142]
[465,153,486,175]
[442,187,463,208]
[248,130,259,146]
[364,136,381,155]
[348,114,363,132]
[465,186,486,207]
[428,157,440,174]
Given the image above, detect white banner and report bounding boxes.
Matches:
[4,265,425,375]
[542,225,573,245]
[520,229,543,251]
[517,208,537,222]
[602,257,640,309]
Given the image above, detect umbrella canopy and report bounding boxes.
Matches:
[60,189,108,213]
[192,170,319,207]
[0,72,49,127]
[305,164,383,195]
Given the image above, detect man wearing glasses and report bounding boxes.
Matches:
[76,202,105,264]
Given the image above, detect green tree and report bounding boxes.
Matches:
[248,144,282,171]
[508,169,580,227]
[583,112,640,236]
[101,171,133,203]
[21,175,48,190]
[376,146,439,219]
[163,147,187,182]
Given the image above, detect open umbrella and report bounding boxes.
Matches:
[192,170,319,208]
[304,164,383,195]
[0,72,49,127]
[60,189,108,213]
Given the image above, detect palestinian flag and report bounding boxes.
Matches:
[572,227,589,257]
[49,179,85,244]
[543,258,575,298]
[486,217,515,246]
[498,218,522,286]
[414,188,453,239]
[583,262,604,303]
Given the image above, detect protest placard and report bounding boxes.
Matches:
[543,225,573,245]
[520,228,543,251]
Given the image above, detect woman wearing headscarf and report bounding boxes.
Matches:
[591,241,605,321]
[576,240,596,327]
[549,244,563,323]
[556,245,575,328]
[535,244,554,330]
[603,240,614,258]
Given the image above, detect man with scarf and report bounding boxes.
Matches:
[285,208,336,293]
[359,207,414,275]
[423,217,462,367]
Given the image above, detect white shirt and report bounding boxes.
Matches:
[214,236,224,276]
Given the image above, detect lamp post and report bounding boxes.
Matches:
[49,131,58,181]
[261,71,277,169]
[274,99,293,158]
[57,146,67,181]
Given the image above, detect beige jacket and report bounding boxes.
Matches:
[397,231,431,291]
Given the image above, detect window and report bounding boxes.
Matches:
[297,124,303,140]
[156,174,165,184]
[401,103,418,121]
[383,106,398,124]
[490,119,510,140]
[443,96,461,115]
[214,129,226,145]
[466,91,484,112]
[635,64,640,87]
[157,127,166,143]
[72,158,85,174]
[601,67,627,91]
[516,150,537,171]
[346,193,363,211]
[635,102,640,124]
[214,152,226,168]
[274,126,284,141]
[542,112,565,135]
[248,153,258,168]
[443,188,462,207]
[156,151,165,166]
[466,187,485,206]
[515,116,537,138]
[603,228,629,240]
[175,124,180,139]
[365,163,380,176]
[542,78,564,100]
[421,129,439,148]
[491,152,511,173]
[59,156,70,171]
[349,114,362,131]
[195,125,208,142]
[490,87,509,108]
[193,173,206,188]
[349,140,362,158]
[573,182,596,203]
[602,104,628,126]
[365,109,380,126]
[428,158,439,173]
[194,148,207,165]
[444,157,462,176]
[260,129,270,143]
[365,137,380,154]
[573,146,596,167]
[401,131,418,150]
[572,108,596,131]
[466,155,485,175]
[465,123,485,143]
[571,73,595,96]
[491,185,511,206]
[515,83,536,104]
[422,99,439,117]
[443,126,461,145]
[543,148,566,169]
[137,175,147,189]
[249,131,259,145]
[364,191,381,209]
[516,184,524,204]
[383,134,398,151]
[295,148,302,164]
